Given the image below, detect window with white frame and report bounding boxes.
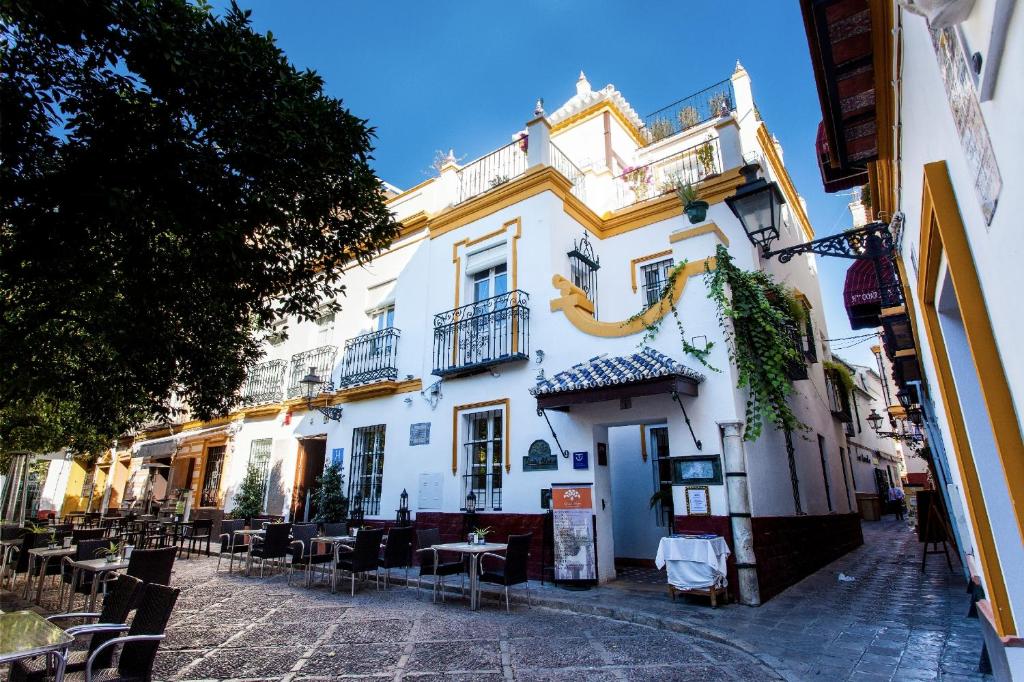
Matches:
[640,258,674,307]
[348,425,386,515]
[315,310,335,345]
[463,408,503,510]
[373,305,395,331]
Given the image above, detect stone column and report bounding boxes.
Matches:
[720,420,761,606]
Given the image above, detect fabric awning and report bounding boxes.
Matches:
[133,439,178,459]
[531,347,704,410]
[843,256,898,330]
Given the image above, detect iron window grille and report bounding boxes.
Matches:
[338,328,400,387]
[567,233,600,318]
[348,425,386,516]
[286,345,337,399]
[200,446,225,508]
[432,290,529,377]
[463,409,503,511]
[784,324,809,380]
[248,438,272,505]
[801,303,818,362]
[241,359,286,406]
[640,259,674,307]
[825,370,853,422]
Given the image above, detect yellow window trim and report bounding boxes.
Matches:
[918,161,1019,636]
[451,398,511,476]
[629,250,674,293]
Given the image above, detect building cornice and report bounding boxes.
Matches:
[755,123,815,242]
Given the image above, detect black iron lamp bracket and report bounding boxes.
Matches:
[670,390,703,451]
[537,408,571,458]
[763,221,895,263]
[308,400,343,423]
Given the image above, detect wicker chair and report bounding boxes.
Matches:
[379,526,414,589]
[479,533,533,613]
[10,574,142,682]
[215,519,248,573]
[287,524,333,587]
[249,523,292,577]
[58,538,108,610]
[335,527,384,596]
[321,522,347,537]
[179,519,212,559]
[72,528,106,544]
[415,528,464,602]
[63,582,180,682]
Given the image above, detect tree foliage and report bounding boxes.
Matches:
[0,0,399,455]
[229,464,266,521]
[313,462,348,524]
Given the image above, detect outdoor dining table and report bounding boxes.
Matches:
[24,545,76,604]
[0,610,74,680]
[65,556,130,611]
[235,529,266,576]
[430,542,507,611]
[315,535,356,593]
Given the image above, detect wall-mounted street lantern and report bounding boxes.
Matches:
[726,163,786,253]
[867,408,924,445]
[299,365,344,422]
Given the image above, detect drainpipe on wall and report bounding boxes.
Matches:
[720,421,761,606]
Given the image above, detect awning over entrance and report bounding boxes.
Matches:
[530,347,704,410]
[843,256,898,329]
[133,439,177,459]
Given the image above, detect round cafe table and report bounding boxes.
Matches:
[430,542,507,610]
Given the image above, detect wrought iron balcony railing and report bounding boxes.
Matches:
[549,142,586,202]
[433,290,529,377]
[613,137,722,210]
[242,359,286,406]
[456,139,528,205]
[286,345,337,399]
[642,79,735,146]
[337,328,400,388]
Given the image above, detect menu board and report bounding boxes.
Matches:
[551,483,596,581]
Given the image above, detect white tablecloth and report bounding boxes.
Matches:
[655,536,730,590]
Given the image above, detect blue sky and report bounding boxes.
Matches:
[225,0,876,367]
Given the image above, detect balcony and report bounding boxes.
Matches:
[641,79,735,146]
[549,142,586,202]
[613,137,722,210]
[433,290,529,378]
[286,345,337,399]
[241,359,286,406]
[337,328,400,388]
[456,139,528,205]
[826,370,854,423]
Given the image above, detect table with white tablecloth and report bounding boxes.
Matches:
[654,535,730,591]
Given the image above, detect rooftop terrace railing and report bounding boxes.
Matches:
[641,79,735,146]
[549,142,586,202]
[613,136,722,210]
[456,139,528,205]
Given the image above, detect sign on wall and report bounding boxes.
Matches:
[409,422,431,446]
[572,451,589,470]
[551,483,596,581]
[684,485,711,516]
[331,448,344,469]
[523,439,558,471]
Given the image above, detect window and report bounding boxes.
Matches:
[567,233,600,318]
[373,305,395,331]
[473,264,507,303]
[348,425,385,515]
[316,311,335,345]
[248,438,272,503]
[200,445,226,507]
[640,258,673,307]
[801,302,817,362]
[463,409,503,510]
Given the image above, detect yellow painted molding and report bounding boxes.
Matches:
[755,124,815,242]
[629,250,673,293]
[551,258,715,337]
[668,222,730,247]
[550,101,646,148]
[385,177,433,206]
[451,398,511,475]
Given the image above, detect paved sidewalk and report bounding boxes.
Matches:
[529,518,988,681]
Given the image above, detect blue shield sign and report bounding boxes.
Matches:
[572,451,589,470]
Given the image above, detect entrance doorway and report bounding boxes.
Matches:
[291,438,326,522]
[608,424,671,566]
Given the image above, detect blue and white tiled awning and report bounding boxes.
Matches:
[530,347,705,397]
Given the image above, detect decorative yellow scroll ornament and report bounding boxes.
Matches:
[549,257,716,337]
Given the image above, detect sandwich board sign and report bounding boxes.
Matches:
[551,483,596,582]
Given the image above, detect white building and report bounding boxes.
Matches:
[103,65,862,605]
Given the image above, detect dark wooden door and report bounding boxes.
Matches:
[291,439,327,522]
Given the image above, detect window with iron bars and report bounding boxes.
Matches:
[348,425,385,516]
[463,409,503,511]
[640,258,674,307]
[248,438,272,506]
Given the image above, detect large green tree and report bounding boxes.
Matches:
[0,1,399,455]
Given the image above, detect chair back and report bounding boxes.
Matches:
[416,528,441,570]
[189,518,212,536]
[127,546,177,587]
[90,574,142,668]
[504,533,532,585]
[290,524,318,559]
[219,519,244,551]
[116,582,180,680]
[14,532,44,573]
[262,523,292,556]
[322,522,347,537]
[0,524,25,541]
[382,526,414,568]
[75,538,108,562]
[350,527,384,572]
[72,527,105,543]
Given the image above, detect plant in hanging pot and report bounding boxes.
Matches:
[674,180,708,224]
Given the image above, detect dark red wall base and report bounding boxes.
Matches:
[414,512,548,579]
[751,512,863,602]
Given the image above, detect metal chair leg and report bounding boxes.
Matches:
[505,586,510,614]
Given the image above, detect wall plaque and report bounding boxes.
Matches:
[684,485,711,516]
[409,422,431,446]
[523,439,558,471]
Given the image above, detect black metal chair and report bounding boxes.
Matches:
[10,574,142,682]
[415,528,464,602]
[249,523,292,577]
[379,525,414,589]
[179,519,212,559]
[287,524,333,587]
[59,538,108,610]
[72,527,105,544]
[64,582,180,682]
[125,546,176,610]
[215,519,249,573]
[479,533,532,613]
[322,522,347,537]
[335,527,384,596]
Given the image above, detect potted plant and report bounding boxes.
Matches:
[695,136,718,178]
[674,180,708,224]
[473,526,492,545]
[98,541,123,563]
